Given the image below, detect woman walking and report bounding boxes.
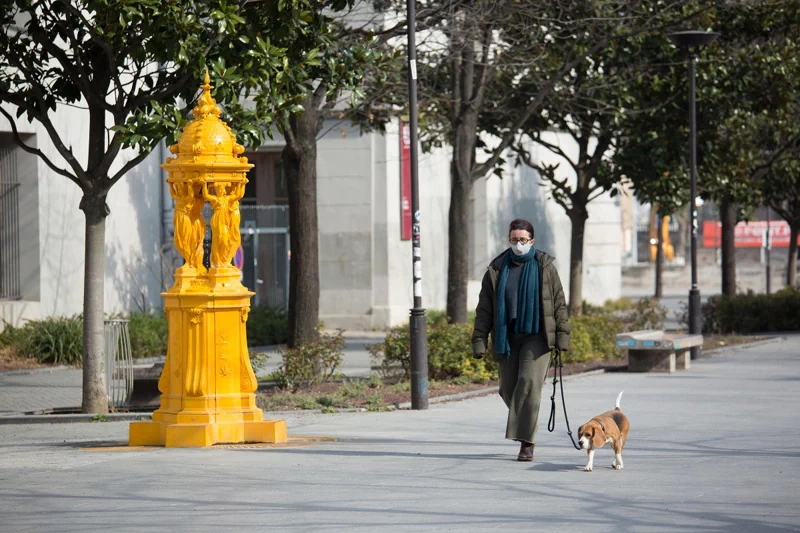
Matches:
[472,219,570,461]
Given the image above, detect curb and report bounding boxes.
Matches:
[0,365,73,377]
[133,356,166,365]
[393,368,608,410]
[0,412,152,425]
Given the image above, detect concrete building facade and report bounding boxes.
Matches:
[0,105,623,331]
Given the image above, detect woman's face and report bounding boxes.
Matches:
[509,229,533,246]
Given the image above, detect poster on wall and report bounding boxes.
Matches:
[400,121,412,241]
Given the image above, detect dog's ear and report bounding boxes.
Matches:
[591,422,606,448]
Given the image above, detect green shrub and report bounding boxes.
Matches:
[296,396,320,410]
[247,306,289,346]
[368,322,497,383]
[427,323,497,382]
[425,310,476,328]
[583,297,635,315]
[127,312,168,359]
[370,305,640,376]
[3,316,84,365]
[0,321,26,348]
[368,325,411,379]
[567,315,623,363]
[584,297,666,332]
[3,312,171,364]
[702,288,800,334]
[273,329,345,391]
[621,298,667,331]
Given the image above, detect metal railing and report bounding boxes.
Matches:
[0,144,21,300]
[104,320,134,407]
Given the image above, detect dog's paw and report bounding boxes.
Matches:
[584,464,593,472]
[612,461,623,470]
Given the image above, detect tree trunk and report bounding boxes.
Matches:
[720,196,737,296]
[283,96,321,348]
[445,105,477,324]
[788,222,799,288]
[446,167,472,324]
[568,207,588,316]
[655,213,663,299]
[79,194,109,414]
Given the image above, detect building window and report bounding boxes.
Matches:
[0,143,21,300]
[242,152,288,207]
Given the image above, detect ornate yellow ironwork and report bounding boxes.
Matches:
[129,71,286,448]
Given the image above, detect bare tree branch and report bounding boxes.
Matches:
[471,38,609,180]
[0,105,83,188]
[104,148,155,192]
[750,130,800,181]
[0,70,90,186]
[528,134,578,172]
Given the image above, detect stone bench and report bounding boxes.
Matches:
[128,363,164,408]
[615,330,703,373]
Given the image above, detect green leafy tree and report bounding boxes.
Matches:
[501,7,695,314]
[373,0,683,323]
[694,1,800,294]
[617,1,800,295]
[0,0,337,413]
[270,11,400,347]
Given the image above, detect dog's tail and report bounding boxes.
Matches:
[615,390,624,410]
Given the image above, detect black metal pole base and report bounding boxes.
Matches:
[689,288,702,359]
[410,308,429,410]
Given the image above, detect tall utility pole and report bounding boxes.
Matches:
[655,212,664,299]
[407,0,428,409]
[668,30,719,360]
[766,207,772,294]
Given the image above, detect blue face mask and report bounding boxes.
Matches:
[511,242,532,256]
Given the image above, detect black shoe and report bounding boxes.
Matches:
[517,441,534,462]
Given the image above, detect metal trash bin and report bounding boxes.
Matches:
[104,319,134,407]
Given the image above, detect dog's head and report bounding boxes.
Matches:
[578,420,606,450]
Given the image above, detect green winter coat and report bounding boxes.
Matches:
[471,249,570,357]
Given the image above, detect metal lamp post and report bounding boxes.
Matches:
[667,30,719,359]
[407,0,428,409]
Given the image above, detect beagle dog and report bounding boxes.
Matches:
[578,391,629,472]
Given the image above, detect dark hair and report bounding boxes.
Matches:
[509,219,534,239]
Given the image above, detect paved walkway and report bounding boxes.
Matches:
[0,369,82,414]
[1,338,798,532]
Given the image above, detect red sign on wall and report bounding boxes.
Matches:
[400,121,412,241]
[702,220,799,248]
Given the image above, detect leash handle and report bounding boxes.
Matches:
[547,349,582,450]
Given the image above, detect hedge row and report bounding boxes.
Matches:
[702,288,800,334]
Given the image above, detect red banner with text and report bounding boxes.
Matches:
[702,220,799,248]
[400,121,412,240]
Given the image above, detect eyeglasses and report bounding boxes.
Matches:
[509,238,532,245]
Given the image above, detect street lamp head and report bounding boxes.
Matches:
[668,30,720,50]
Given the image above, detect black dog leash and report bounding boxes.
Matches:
[547,349,582,450]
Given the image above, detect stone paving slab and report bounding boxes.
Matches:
[1,338,798,532]
[0,369,83,414]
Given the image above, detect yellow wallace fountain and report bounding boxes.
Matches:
[129,73,287,447]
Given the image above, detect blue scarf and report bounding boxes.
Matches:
[493,248,540,358]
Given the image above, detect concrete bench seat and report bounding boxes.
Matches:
[128,363,164,408]
[615,330,703,373]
